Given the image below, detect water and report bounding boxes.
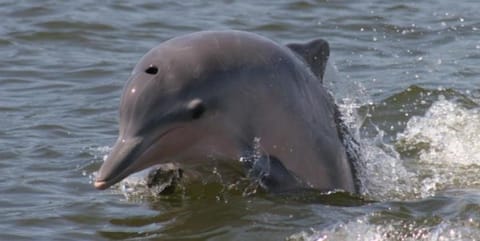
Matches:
[1,0,479,240]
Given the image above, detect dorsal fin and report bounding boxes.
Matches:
[286,39,330,81]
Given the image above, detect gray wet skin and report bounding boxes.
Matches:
[94,30,357,193]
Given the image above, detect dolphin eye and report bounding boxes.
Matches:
[187,98,206,120]
[145,65,158,75]
[191,104,205,119]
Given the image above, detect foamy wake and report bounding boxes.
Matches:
[288,214,480,241]
[396,99,480,197]
[398,98,480,166]
[351,98,480,201]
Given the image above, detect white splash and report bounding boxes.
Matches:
[85,145,111,184]
[397,99,480,165]
[339,97,480,201]
[396,99,480,198]
[356,131,419,200]
[288,215,480,241]
[336,92,419,201]
[118,163,182,199]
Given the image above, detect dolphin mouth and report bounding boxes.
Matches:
[93,127,183,190]
[94,180,108,190]
[94,173,130,190]
[93,136,143,190]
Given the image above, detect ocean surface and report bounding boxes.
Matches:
[1,1,479,240]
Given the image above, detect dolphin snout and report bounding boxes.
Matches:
[94,137,143,190]
[93,180,109,190]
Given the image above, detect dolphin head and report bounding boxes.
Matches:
[94,35,251,190]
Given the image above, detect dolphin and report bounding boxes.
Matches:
[94,30,358,193]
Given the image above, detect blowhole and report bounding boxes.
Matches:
[145,65,158,75]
